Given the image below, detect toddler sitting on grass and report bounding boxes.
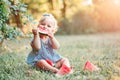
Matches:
[26,13,73,76]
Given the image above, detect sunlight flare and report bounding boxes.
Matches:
[81,0,93,6]
[114,0,120,5]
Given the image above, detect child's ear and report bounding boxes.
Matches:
[52,29,55,33]
[52,28,58,33]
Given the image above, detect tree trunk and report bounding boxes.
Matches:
[10,0,23,28]
[14,10,23,28]
[61,0,67,18]
[48,0,54,10]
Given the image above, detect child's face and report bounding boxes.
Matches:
[38,19,55,33]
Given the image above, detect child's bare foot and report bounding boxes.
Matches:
[50,67,59,73]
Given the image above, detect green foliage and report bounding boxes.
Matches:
[0,0,10,26]
[10,2,27,15]
[0,0,30,41]
[0,25,20,40]
[0,0,12,40]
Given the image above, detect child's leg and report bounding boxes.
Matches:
[36,60,59,73]
[55,58,70,69]
[55,58,73,76]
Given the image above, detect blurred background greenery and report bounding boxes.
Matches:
[1,0,120,36]
[22,0,120,34]
[0,1,120,79]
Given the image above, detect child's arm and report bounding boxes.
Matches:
[48,33,60,49]
[50,37,60,49]
[31,29,41,51]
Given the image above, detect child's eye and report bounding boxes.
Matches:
[41,23,45,26]
[48,25,51,28]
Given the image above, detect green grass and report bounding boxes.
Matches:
[0,33,120,80]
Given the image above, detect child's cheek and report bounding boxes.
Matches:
[38,25,43,28]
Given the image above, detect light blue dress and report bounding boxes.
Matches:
[26,38,62,66]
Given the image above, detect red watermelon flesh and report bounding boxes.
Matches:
[84,61,99,72]
[38,27,49,35]
[56,64,72,76]
[45,59,54,66]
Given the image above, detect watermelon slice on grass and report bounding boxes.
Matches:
[84,61,99,72]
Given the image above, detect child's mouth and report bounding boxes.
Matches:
[38,27,49,35]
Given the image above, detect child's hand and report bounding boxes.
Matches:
[32,28,39,35]
[47,30,54,39]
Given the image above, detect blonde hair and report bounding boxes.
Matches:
[39,13,58,33]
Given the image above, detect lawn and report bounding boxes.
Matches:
[0,33,120,80]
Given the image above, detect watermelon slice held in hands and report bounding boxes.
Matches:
[38,27,49,35]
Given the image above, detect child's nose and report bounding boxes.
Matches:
[43,25,47,28]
